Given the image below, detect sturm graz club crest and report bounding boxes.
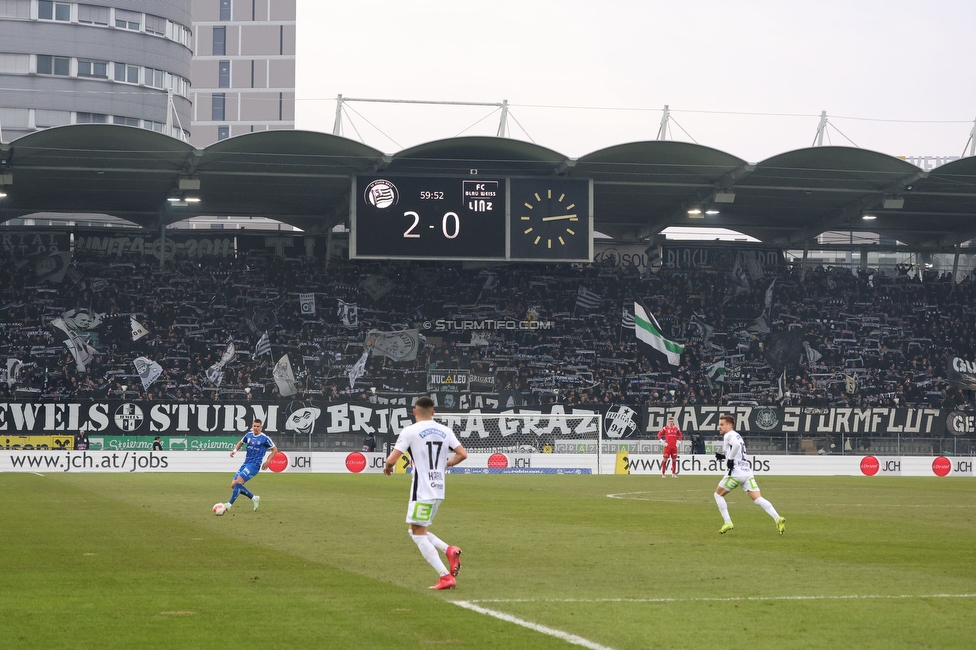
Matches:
[114,403,145,432]
[604,405,639,439]
[754,407,779,431]
[363,179,398,209]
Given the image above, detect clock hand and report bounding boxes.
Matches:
[541,214,578,222]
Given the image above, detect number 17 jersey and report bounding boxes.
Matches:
[394,419,461,501]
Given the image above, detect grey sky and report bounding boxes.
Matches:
[296,0,975,162]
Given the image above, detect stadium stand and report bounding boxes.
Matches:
[2,247,973,415]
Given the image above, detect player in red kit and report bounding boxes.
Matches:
[657,417,683,477]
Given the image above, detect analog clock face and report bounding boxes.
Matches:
[509,178,591,261]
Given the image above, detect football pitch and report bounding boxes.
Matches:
[2,471,974,649]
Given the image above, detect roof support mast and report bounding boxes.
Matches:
[496,99,509,137]
[656,105,670,140]
[813,111,828,146]
[333,94,344,135]
[963,114,976,158]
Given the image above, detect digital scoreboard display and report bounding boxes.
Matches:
[352,176,506,260]
[350,175,592,262]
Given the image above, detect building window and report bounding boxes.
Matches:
[0,53,30,74]
[144,67,164,88]
[212,93,226,121]
[38,1,70,21]
[113,115,139,127]
[114,62,139,84]
[37,54,70,76]
[219,0,231,21]
[218,60,230,88]
[78,4,109,25]
[115,9,140,30]
[78,60,108,78]
[143,120,164,133]
[77,112,109,124]
[0,0,30,20]
[217,126,230,141]
[145,14,165,36]
[35,109,70,127]
[213,26,226,55]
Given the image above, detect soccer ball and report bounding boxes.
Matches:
[213,503,226,516]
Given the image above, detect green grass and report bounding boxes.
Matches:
[2,472,974,649]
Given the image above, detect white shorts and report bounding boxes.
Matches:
[405,499,442,526]
[717,468,760,493]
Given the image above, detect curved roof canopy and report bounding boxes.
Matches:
[1,125,974,248]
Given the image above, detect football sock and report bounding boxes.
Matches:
[238,485,254,500]
[230,484,242,504]
[411,534,448,575]
[754,497,780,520]
[714,492,732,524]
[426,532,449,554]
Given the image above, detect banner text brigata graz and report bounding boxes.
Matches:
[0,401,958,441]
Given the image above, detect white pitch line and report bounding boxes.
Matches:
[468,593,976,605]
[452,600,615,650]
[31,472,44,477]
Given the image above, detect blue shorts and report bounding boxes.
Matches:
[235,464,260,483]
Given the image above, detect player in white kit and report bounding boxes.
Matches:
[713,414,786,535]
[384,396,468,590]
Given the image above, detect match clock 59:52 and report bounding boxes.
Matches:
[509,178,592,261]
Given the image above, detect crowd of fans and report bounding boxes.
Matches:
[1,247,974,412]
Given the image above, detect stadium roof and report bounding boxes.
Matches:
[1,124,975,249]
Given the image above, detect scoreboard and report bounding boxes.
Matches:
[350,175,593,262]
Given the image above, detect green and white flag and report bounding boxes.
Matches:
[706,360,725,383]
[634,302,684,366]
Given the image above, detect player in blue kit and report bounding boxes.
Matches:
[221,419,278,512]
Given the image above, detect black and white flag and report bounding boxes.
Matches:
[803,341,822,366]
[206,341,236,387]
[575,286,602,311]
[51,317,96,373]
[33,251,72,284]
[646,244,663,274]
[254,332,272,358]
[361,275,396,300]
[747,278,777,334]
[337,300,359,328]
[299,293,316,315]
[130,317,149,341]
[133,357,163,391]
[621,306,635,330]
[348,350,368,389]
[366,329,421,362]
[6,358,22,387]
[689,313,716,342]
[273,354,298,397]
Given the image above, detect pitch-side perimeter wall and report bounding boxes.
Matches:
[0,451,971,477]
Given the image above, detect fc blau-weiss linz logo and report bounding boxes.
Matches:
[364,179,398,210]
[114,403,145,432]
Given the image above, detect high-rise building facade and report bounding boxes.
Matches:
[189,0,295,147]
[0,0,193,142]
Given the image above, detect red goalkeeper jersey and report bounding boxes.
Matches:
[657,425,683,448]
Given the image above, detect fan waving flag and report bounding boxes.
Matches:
[706,360,726,384]
[254,331,272,358]
[634,302,684,366]
[575,286,602,310]
[621,306,635,330]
